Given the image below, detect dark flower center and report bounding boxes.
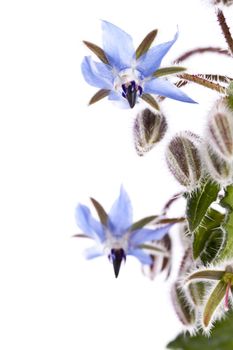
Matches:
[108,248,126,278]
[121,81,143,108]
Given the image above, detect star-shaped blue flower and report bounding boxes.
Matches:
[81,20,196,109]
[75,187,173,277]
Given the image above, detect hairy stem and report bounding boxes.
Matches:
[217,9,233,55]
[178,73,226,93]
[174,47,230,63]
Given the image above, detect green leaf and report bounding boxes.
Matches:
[186,179,220,233]
[219,185,233,260]
[186,179,224,264]
[167,312,233,349]
[83,41,109,64]
[89,89,110,105]
[141,94,160,110]
[130,215,157,231]
[187,270,225,283]
[192,207,226,263]
[135,29,158,59]
[203,280,226,328]
[153,66,186,78]
[90,197,108,225]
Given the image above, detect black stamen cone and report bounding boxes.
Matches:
[126,83,137,108]
[111,248,126,278]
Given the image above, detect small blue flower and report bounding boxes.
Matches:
[75,187,173,277]
[81,20,196,109]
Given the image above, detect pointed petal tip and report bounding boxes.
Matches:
[113,266,120,278]
[111,249,125,277]
[186,97,198,104]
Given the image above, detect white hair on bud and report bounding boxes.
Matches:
[205,98,233,162]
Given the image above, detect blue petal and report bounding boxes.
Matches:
[84,246,103,259]
[101,20,135,71]
[108,91,130,109]
[81,56,114,89]
[137,32,178,77]
[108,186,133,237]
[130,224,173,246]
[75,204,105,242]
[143,78,197,103]
[128,248,152,265]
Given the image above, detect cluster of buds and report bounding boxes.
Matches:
[166,97,233,189]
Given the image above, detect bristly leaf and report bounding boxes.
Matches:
[83,41,109,64]
[135,29,158,59]
[89,89,110,105]
[153,66,186,78]
[141,94,160,110]
[186,270,225,283]
[219,185,233,260]
[192,207,226,263]
[130,215,157,231]
[186,179,220,233]
[90,197,108,226]
[203,280,226,328]
[167,312,233,349]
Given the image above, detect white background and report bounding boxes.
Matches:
[0,0,233,349]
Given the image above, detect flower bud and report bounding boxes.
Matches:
[204,145,233,185]
[133,108,167,156]
[206,99,233,162]
[171,282,196,327]
[210,0,233,6]
[166,131,202,190]
[188,282,206,307]
[142,234,172,280]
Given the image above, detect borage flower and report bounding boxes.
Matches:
[75,187,173,277]
[81,21,196,109]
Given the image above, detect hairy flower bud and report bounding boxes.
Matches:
[206,99,233,162]
[204,145,233,185]
[166,131,202,190]
[209,0,233,6]
[188,282,206,307]
[171,282,196,327]
[133,108,167,156]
